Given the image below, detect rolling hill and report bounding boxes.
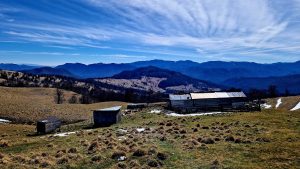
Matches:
[96,66,220,93]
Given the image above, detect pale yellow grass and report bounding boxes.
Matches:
[0,87,127,123]
[266,95,300,110]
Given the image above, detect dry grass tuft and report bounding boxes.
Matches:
[0,140,10,147]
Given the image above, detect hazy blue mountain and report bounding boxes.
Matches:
[0,63,41,71]
[129,60,300,83]
[22,67,75,77]
[130,60,200,70]
[186,61,300,82]
[2,60,300,84]
[223,74,300,94]
[56,63,136,78]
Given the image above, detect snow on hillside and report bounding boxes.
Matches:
[0,118,11,123]
[261,103,272,109]
[275,98,282,108]
[290,102,300,111]
[167,112,224,117]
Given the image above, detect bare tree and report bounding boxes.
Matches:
[68,95,78,104]
[54,88,65,104]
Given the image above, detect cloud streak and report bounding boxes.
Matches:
[0,0,299,63]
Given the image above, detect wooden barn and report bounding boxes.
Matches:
[169,92,251,112]
[36,117,61,134]
[169,94,193,108]
[93,106,122,127]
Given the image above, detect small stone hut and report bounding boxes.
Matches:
[36,117,61,134]
[93,106,122,127]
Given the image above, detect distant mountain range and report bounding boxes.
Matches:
[1,60,300,94]
[0,63,39,71]
[56,63,136,78]
[224,74,300,94]
[23,67,75,77]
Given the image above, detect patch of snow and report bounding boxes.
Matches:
[53,132,76,137]
[117,129,128,133]
[0,119,11,123]
[261,103,272,109]
[150,109,161,114]
[118,156,126,161]
[290,102,300,111]
[275,98,282,108]
[116,129,128,136]
[166,112,224,117]
[136,128,145,132]
[118,136,127,141]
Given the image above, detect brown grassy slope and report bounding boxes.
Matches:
[0,87,127,123]
[265,95,300,110]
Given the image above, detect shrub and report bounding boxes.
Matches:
[40,161,50,168]
[133,149,146,157]
[129,160,140,168]
[68,148,77,153]
[225,136,235,142]
[88,142,98,153]
[180,129,187,134]
[157,152,168,161]
[148,159,159,167]
[148,147,157,155]
[111,151,126,160]
[0,141,9,147]
[256,137,270,142]
[41,152,48,157]
[234,138,242,143]
[214,137,221,141]
[91,155,101,162]
[117,162,127,169]
[57,157,68,164]
[201,138,215,144]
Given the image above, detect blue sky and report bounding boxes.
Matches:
[0,0,300,65]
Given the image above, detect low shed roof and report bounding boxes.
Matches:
[169,94,191,100]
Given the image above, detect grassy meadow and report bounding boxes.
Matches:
[0,87,299,168]
[0,87,127,123]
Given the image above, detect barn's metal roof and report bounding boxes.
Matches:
[169,94,191,100]
[227,92,247,98]
[190,92,246,100]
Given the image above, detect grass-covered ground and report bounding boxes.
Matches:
[0,87,299,168]
[0,87,127,123]
[0,106,299,168]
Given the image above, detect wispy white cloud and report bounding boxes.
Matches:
[0,0,299,63]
